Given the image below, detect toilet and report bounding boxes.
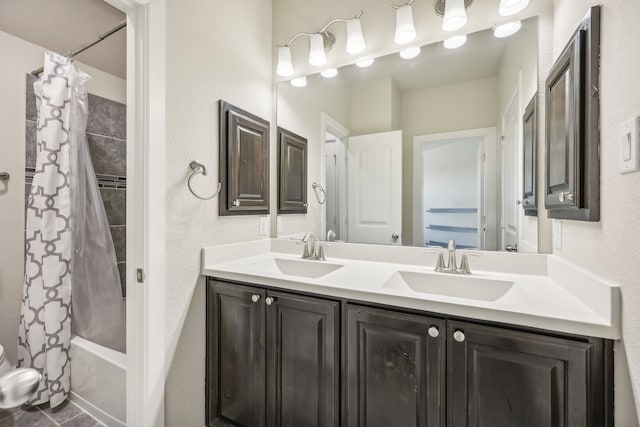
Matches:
[0,345,11,377]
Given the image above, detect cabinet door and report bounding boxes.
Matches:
[522,94,537,216]
[447,320,604,427]
[277,127,308,214]
[345,305,445,427]
[266,292,339,427]
[208,281,266,427]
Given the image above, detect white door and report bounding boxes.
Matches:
[347,130,402,245]
[502,92,520,251]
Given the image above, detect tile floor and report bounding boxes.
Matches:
[0,400,104,426]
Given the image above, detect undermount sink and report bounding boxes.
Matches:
[254,258,344,279]
[383,271,514,301]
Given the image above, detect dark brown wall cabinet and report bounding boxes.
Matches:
[277,127,308,214]
[207,279,612,427]
[219,101,270,215]
[207,280,339,427]
[345,305,445,427]
[522,94,538,216]
[544,6,600,221]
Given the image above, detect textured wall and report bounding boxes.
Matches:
[550,1,640,424]
[163,0,273,424]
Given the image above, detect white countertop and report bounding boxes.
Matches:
[202,239,621,339]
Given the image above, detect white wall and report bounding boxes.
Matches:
[277,75,351,238]
[400,76,499,245]
[497,19,539,253]
[549,1,640,424]
[0,30,125,367]
[350,76,399,135]
[163,0,273,424]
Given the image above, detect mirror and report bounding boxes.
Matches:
[276,17,539,252]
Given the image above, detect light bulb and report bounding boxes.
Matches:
[290,76,307,87]
[443,35,467,49]
[498,0,529,16]
[356,58,375,68]
[400,46,421,59]
[395,5,416,45]
[308,34,326,67]
[494,21,522,38]
[321,68,338,78]
[346,19,366,54]
[276,46,293,77]
[442,0,467,32]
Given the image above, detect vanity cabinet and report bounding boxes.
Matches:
[345,305,445,427]
[447,320,609,427]
[207,280,339,427]
[207,279,612,427]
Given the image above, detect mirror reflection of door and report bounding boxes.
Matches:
[347,131,403,245]
[413,128,498,250]
[502,90,520,251]
[325,131,344,240]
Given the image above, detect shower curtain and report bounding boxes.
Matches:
[18,52,125,408]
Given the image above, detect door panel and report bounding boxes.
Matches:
[448,320,597,427]
[209,281,266,427]
[347,131,402,245]
[345,305,445,427]
[266,292,339,427]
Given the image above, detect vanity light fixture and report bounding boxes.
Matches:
[443,34,467,49]
[276,10,365,77]
[356,58,375,68]
[498,0,529,16]
[321,68,338,78]
[400,46,421,59]
[392,1,417,45]
[435,0,473,32]
[290,76,307,87]
[493,20,522,38]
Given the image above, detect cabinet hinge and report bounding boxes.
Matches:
[136,268,145,283]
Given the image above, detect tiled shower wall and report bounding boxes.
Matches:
[24,74,127,297]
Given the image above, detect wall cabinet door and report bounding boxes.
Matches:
[277,127,308,214]
[345,305,445,427]
[447,320,607,427]
[208,281,266,427]
[521,94,537,216]
[266,291,339,426]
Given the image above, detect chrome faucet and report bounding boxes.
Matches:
[427,240,481,275]
[298,233,330,261]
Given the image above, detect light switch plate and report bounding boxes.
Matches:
[259,216,269,236]
[619,116,640,174]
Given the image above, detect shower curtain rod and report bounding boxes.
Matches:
[31,20,127,76]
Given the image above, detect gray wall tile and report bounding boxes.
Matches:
[110,226,126,262]
[87,134,126,177]
[25,121,37,168]
[25,73,37,121]
[87,94,126,140]
[100,188,126,226]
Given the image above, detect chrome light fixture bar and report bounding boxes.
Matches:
[276,10,365,77]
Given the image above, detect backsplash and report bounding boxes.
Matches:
[24,73,127,297]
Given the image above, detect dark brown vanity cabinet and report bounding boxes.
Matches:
[544,6,600,221]
[522,94,537,216]
[219,101,270,216]
[345,305,445,427]
[447,320,610,427]
[207,280,339,427]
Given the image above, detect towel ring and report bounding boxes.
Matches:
[312,182,326,205]
[188,161,221,200]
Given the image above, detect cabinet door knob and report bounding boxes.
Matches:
[428,326,439,338]
[453,330,465,342]
[251,294,260,303]
[265,297,275,306]
[558,192,574,203]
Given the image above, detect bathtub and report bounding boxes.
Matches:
[70,335,125,427]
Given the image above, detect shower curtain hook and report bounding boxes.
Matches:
[187,161,222,200]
